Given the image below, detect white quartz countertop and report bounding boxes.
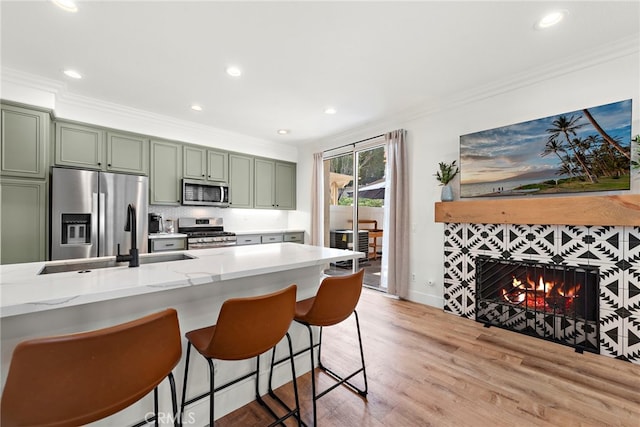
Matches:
[0,243,363,318]
[148,233,188,239]
[232,229,305,235]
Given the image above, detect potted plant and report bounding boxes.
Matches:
[435,160,458,201]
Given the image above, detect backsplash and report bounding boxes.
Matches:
[148,205,290,232]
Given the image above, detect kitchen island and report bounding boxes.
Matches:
[0,243,364,426]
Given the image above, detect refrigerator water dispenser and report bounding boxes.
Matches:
[61,214,91,245]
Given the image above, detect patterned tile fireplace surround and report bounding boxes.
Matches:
[440,214,640,365]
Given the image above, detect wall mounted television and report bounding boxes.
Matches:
[459,99,632,198]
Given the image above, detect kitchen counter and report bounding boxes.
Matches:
[0,243,361,318]
[0,243,363,426]
[233,229,305,235]
[148,232,188,239]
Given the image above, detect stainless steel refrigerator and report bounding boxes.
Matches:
[50,167,148,260]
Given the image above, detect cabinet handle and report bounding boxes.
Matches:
[108,164,112,167]
[165,243,174,247]
[97,162,101,166]
[201,174,205,177]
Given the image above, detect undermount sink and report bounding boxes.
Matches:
[38,253,196,275]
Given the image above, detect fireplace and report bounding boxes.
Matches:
[442,221,640,362]
[476,256,599,353]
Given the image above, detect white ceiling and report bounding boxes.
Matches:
[1,1,639,145]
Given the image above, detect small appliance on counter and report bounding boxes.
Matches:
[149,213,164,234]
[178,217,236,249]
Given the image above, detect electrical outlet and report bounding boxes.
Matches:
[411,273,416,282]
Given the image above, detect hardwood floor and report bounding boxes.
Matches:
[215,289,640,426]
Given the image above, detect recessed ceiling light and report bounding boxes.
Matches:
[191,104,203,111]
[277,129,290,135]
[324,107,337,115]
[52,0,78,13]
[63,69,82,79]
[535,10,568,30]
[226,66,242,77]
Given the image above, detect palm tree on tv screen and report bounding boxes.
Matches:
[546,115,596,183]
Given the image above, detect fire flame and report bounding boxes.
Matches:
[501,275,581,313]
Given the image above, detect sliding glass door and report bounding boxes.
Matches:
[324,142,386,290]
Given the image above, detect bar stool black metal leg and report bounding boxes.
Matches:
[179,342,192,426]
[206,358,215,427]
[354,310,368,396]
[317,326,324,370]
[167,372,179,427]
[304,324,318,427]
[286,333,303,427]
[153,387,159,427]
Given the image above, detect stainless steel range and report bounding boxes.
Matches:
[178,218,236,249]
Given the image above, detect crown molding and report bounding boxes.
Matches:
[1,67,295,155]
[308,34,639,147]
[1,67,66,95]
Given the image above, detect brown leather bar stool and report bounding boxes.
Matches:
[290,269,368,426]
[0,308,182,427]
[180,285,302,426]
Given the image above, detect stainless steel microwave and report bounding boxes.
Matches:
[182,179,229,207]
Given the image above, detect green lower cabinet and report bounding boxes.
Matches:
[0,178,47,264]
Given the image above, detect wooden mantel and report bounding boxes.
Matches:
[434,194,640,226]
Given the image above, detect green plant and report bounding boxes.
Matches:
[632,135,640,169]
[435,160,459,185]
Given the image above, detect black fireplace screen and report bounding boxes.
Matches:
[476,256,599,353]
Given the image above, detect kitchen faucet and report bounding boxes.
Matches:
[116,204,139,267]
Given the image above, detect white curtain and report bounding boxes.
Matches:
[310,152,324,246]
[381,129,410,298]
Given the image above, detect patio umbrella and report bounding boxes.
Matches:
[346,180,386,200]
[329,172,352,205]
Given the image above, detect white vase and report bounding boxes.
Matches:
[441,184,454,201]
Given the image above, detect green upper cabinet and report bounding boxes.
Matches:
[1,178,47,264]
[1,104,50,179]
[183,145,228,182]
[150,140,182,205]
[106,132,148,175]
[275,162,296,210]
[254,158,275,209]
[208,150,228,182]
[183,146,206,179]
[254,158,296,210]
[229,153,254,208]
[55,122,148,175]
[55,121,104,170]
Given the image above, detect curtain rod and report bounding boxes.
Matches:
[324,133,385,154]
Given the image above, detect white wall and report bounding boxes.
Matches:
[293,49,639,308]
